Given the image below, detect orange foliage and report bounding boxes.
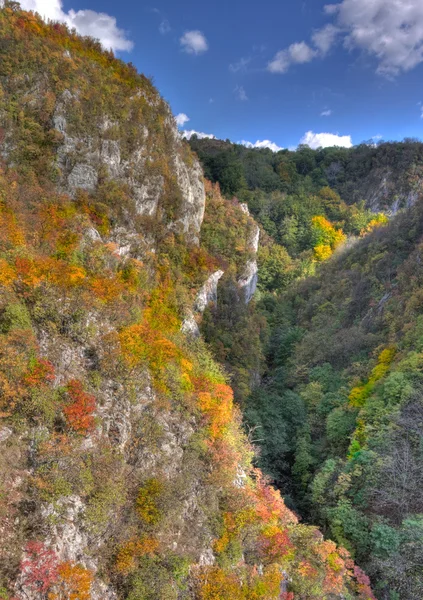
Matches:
[0,330,38,411]
[0,258,16,287]
[115,536,159,575]
[90,277,125,302]
[50,562,93,600]
[198,383,233,440]
[23,359,55,387]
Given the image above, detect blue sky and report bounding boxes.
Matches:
[20,0,423,150]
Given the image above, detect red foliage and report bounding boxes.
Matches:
[354,566,376,600]
[20,541,58,594]
[63,380,96,434]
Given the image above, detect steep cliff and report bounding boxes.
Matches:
[0,6,373,600]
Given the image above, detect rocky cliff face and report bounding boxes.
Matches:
[238,203,260,303]
[1,34,205,247]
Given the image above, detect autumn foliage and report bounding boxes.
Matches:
[0,5,378,600]
[63,380,96,434]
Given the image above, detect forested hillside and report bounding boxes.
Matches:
[0,4,374,600]
[189,136,423,212]
[191,131,423,600]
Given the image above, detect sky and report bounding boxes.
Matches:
[18,0,423,151]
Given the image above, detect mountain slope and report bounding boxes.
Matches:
[0,5,371,600]
[245,197,423,600]
[189,136,423,213]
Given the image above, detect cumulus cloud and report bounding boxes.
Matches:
[321,109,332,116]
[175,113,190,127]
[239,139,283,152]
[334,0,423,76]
[20,0,133,52]
[181,130,216,140]
[268,41,317,73]
[268,0,423,77]
[180,30,208,55]
[300,131,353,149]
[234,85,248,101]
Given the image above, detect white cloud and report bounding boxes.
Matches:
[269,0,423,77]
[239,139,283,152]
[20,0,133,52]
[182,130,216,140]
[175,113,190,127]
[324,4,340,15]
[321,109,332,116]
[300,130,353,149]
[180,30,208,55]
[159,19,170,35]
[234,85,248,101]
[229,57,251,73]
[268,41,317,73]
[334,0,423,76]
[312,24,339,55]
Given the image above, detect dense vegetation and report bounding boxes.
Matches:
[0,4,376,600]
[189,136,423,210]
[192,137,423,599]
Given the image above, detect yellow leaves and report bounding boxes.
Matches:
[196,567,245,600]
[314,244,333,261]
[136,478,164,526]
[360,213,388,236]
[311,215,347,262]
[0,258,16,287]
[119,322,181,378]
[90,276,123,302]
[115,536,160,574]
[66,266,86,287]
[50,562,93,600]
[0,207,26,248]
[349,346,396,407]
[198,383,233,440]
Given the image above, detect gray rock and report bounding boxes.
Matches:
[0,427,12,443]
[68,163,98,192]
[181,312,200,338]
[194,270,224,313]
[238,260,258,304]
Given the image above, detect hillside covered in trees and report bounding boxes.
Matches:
[0,4,378,600]
[191,132,423,600]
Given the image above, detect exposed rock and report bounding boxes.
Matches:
[51,91,205,246]
[173,152,205,244]
[133,175,164,217]
[68,163,98,192]
[198,548,215,566]
[239,260,258,304]
[194,270,224,313]
[238,204,260,303]
[181,312,200,338]
[84,227,102,243]
[0,427,12,443]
